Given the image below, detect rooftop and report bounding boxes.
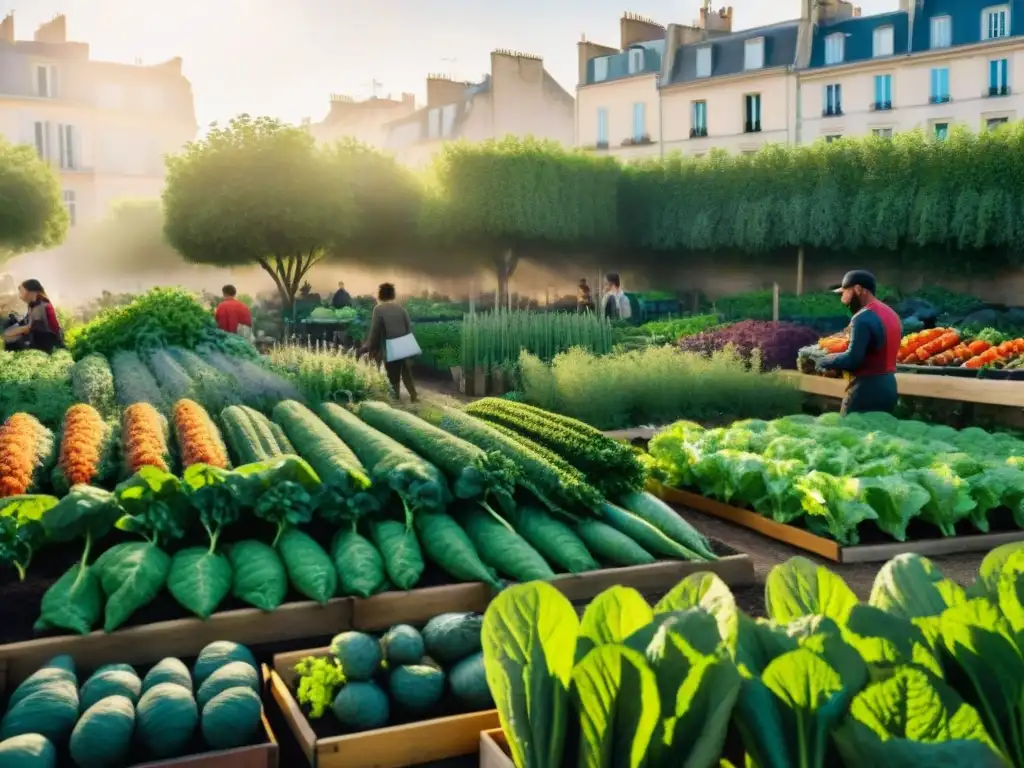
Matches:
[666,20,799,85]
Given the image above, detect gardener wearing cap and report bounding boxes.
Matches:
[817,270,902,416]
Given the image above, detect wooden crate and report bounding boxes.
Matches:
[271,647,499,768]
[0,599,353,694]
[655,483,1024,564]
[784,370,1024,408]
[478,729,514,768]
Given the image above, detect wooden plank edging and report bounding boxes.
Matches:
[784,371,1024,408]
[655,482,1024,564]
[0,598,354,694]
[479,729,514,768]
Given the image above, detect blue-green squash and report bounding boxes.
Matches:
[329,632,381,682]
[79,666,142,710]
[0,733,57,767]
[135,682,198,759]
[381,625,424,666]
[7,655,76,709]
[388,664,445,712]
[0,680,79,745]
[193,641,257,686]
[69,695,135,768]
[448,652,494,710]
[421,612,483,664]
[196,661,260,709]
[141,657,192,694]
[201,687,262,750]
[332,682,389,731]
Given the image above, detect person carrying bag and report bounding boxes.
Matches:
[361,282,419,402]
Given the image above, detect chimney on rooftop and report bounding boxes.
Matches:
[401,92,415,105]
[426,74,467,107]
[620,11,665,49]
[698,6,733,33]
[0,13,13,44]
[34,13,66,44]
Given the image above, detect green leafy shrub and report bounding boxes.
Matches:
[66,288,227,360]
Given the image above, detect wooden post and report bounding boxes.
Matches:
[772,283,780,323]
[796,246,805,296]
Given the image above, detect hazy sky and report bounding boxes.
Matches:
[9,0,897,127]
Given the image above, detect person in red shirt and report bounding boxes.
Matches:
[817,270,902,415]
[214,285,252,337]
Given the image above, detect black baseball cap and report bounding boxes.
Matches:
[833,270,876,294]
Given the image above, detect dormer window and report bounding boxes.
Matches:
[696,45,712,78]
[983,5,1009,39]
[873,25,894,57]
[593,56,609,82]
[931,15,952,48]
[825,33,845,65]
[628,47,644,74]
[744,38,764,70]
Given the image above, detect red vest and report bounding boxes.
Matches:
[854,299,902,377]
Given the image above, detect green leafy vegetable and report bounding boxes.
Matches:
[294,656,345,719]
[0,495,56,579]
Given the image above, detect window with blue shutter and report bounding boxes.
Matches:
[873,74,892,109]
[824,84,842,115]
[930,68,950,102]
[596,108,608,146]
[632,102,646,141]
[989,58,1009,95]
[691,101,707,137]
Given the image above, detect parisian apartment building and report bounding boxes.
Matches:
[309,49,575,167]
[0,13,197,226]
[577,0,1023,160]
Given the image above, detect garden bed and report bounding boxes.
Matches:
[785,371,1024,408]
[653,483,1024,564]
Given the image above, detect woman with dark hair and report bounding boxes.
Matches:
[2,279,64,353]
[361,282,419,402]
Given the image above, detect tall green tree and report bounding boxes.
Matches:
[420,137,621,306]
[162,115,354,310]
[0,137,68,258]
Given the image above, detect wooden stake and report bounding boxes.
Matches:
[772,282,780,322]
[796,246,805,296]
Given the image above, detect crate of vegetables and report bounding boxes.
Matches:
[270,612,499,768]
[0,641,278,768]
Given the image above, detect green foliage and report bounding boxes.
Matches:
[420,137,619,250]
[0,137,68,252]
[163,117,418,307]
[66,288,217,360]
[646,412,1024,544]
[461,310,613,372]
[485,553,1023,768]
[0,350,74,429]
[266,344,391,404]
[516,346,803,431]
[621,126,1024,267]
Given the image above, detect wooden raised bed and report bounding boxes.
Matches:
[0,557,751,692]
[0,599,352,694]
[272,649,498,768]
[479,729,513,768]
[784,370,1024,408]
[654,483,1024,564]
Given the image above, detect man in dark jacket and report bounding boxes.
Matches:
[817,270,902,415]
[332,281,352,309]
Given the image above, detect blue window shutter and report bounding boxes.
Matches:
[991,60,998,88]
[1001,59,1009,87]
[633,103,645,140]
[874,76,881,103]
[597,108,607,143]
